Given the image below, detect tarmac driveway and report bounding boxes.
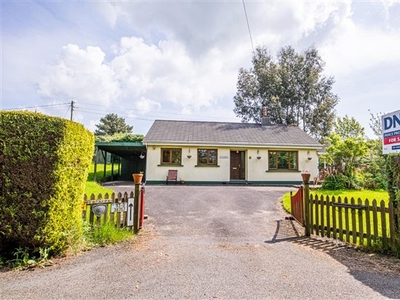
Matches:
[1,185,399,299]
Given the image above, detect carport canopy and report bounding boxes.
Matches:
[94,142,146,182]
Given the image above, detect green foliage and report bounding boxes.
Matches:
[322,174,348,190]
[0,111,94,257]
[368,110,383,138]
[386,155,400,205]
[95,133,144,143]
[323,116,369,182]
[4,246,51,269]
[281,193,291,214]
[362,140,387,190]
[88,222,133,246]
[94,113,133,136]
[335,115,366,139]
[233,45,338,141]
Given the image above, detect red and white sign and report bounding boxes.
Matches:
[382,109,400,154]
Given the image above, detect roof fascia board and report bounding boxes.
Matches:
[145,142,321,149]
[96,141,144,147]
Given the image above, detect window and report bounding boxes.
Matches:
[161,148,182,165]
[197,149,218,165]
[268,151,298,170]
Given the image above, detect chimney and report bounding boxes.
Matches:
[261,107,272,126]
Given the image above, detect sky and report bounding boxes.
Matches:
[2,0,400,138]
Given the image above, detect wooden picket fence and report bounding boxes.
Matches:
[309,194,400,250]
[82,192,134,228]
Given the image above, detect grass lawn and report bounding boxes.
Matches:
[84,163,117,197]
[87,162,120,181]
[84,182,114,198]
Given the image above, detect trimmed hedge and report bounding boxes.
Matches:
[0,111,94,256]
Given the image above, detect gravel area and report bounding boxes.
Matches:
[1,185,400,299]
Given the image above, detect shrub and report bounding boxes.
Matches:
[321,174,348,190]
[0,111,94,257]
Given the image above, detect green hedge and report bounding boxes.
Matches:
[0,111,94,256]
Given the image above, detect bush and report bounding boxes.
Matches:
[322,174,348,190]
[0,111,94,257]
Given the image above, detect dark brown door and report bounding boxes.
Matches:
[230,151,245,180]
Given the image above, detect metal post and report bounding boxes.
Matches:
[134,183,140,233]
[111,155,114,181]
[102,151,107,180]
[93,147,98,182]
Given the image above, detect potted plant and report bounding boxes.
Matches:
[132,173,143,184]
[301,170,311,183]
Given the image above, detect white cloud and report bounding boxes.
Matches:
[37,36,240,118]
[4,0,396,135]
[135,97,162,114]
[37,44,121,105]
[320,13,400,77]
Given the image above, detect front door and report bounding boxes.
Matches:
[230,151,245,180]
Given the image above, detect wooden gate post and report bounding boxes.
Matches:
[301,172,311,237]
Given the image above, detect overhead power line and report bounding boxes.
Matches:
[242,0,255,54]
[75,101,230,122]
[4,102,70,111]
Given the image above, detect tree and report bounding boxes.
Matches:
[323,116,368,187]
[233,45,338,142]
[368,110,383,138]
[94,113,133,136]
[335,115,366,140]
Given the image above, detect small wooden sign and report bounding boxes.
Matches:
[127,198,134,226]
[111,203,127,213]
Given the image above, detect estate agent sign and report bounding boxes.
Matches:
[382,109,400,154]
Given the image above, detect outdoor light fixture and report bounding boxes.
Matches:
[257,150,261,160]
[140,151,145,159]
[187,148,192,159]
[307,151,312,161]
[92,204,106,217]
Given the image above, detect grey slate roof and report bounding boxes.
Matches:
[144,120,321,148]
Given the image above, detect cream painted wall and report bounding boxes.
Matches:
[146,146,231,182]
[145,145,319,183]
[246,149,318,182]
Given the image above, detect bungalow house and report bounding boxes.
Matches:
[142,119,322,185]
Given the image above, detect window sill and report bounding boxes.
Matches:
[266,169,300,173]
[195,165,220,167]
[158,164,184,167]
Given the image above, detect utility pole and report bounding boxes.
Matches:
[70,100,74,121]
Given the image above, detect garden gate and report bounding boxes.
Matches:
[290,187,304,225]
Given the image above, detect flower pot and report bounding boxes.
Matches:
[301,173,311,184]
[132,173,143,184]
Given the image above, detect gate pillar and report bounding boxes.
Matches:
[301,172,311,237]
